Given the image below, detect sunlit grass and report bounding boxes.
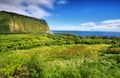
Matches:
[0,33,120,78]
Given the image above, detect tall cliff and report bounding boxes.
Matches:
[0,11,50,33]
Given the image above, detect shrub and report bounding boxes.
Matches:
[107,47,120,54]
[1,52,48,78]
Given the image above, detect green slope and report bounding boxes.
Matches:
[0,11,50,33]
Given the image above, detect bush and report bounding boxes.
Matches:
[107,47,120,54]
[1,52,48,78]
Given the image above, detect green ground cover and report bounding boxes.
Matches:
[0,33,120,78]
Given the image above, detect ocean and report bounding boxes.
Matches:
[51,30,120,36]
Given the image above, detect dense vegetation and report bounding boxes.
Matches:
[0,33,120,78]
[0,11,50,33]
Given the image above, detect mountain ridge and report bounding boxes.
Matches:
[0,11,50,33]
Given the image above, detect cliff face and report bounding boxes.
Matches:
[0,11,50,33]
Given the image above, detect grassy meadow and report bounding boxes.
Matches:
[0,33,120,78]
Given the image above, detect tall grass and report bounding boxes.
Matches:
[0,51,49,78]
[0,34,120,78]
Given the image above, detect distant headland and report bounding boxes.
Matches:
[0,11,50,33]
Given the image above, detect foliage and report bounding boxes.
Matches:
[0,52,48,78]
[107,47,120,54]
[0,33,120,78]
[107,44,120,54]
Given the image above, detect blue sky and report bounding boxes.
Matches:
[45,0,120,31]
[0,0,120,31]
[47,0,120,23]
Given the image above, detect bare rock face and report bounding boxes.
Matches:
[0,11,50,33]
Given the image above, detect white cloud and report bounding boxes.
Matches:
[52,19,120,32]
[94,19,120,31]
[0,3,27,15]
[80,22,96,27]
[101,19,120,24]
[0,0,67,18]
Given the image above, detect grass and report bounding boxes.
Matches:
[0,44,111,77]
[0,33,120,78]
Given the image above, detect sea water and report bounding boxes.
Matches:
[52,31,120,36]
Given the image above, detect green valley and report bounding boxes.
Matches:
[0,0,120,77]
[0,33,120,78]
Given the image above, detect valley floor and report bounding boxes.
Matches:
[0,34,120,78]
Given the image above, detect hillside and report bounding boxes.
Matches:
[0,11,50,33]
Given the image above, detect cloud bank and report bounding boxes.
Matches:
[0,0,67,18]
[52,19,120,32]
